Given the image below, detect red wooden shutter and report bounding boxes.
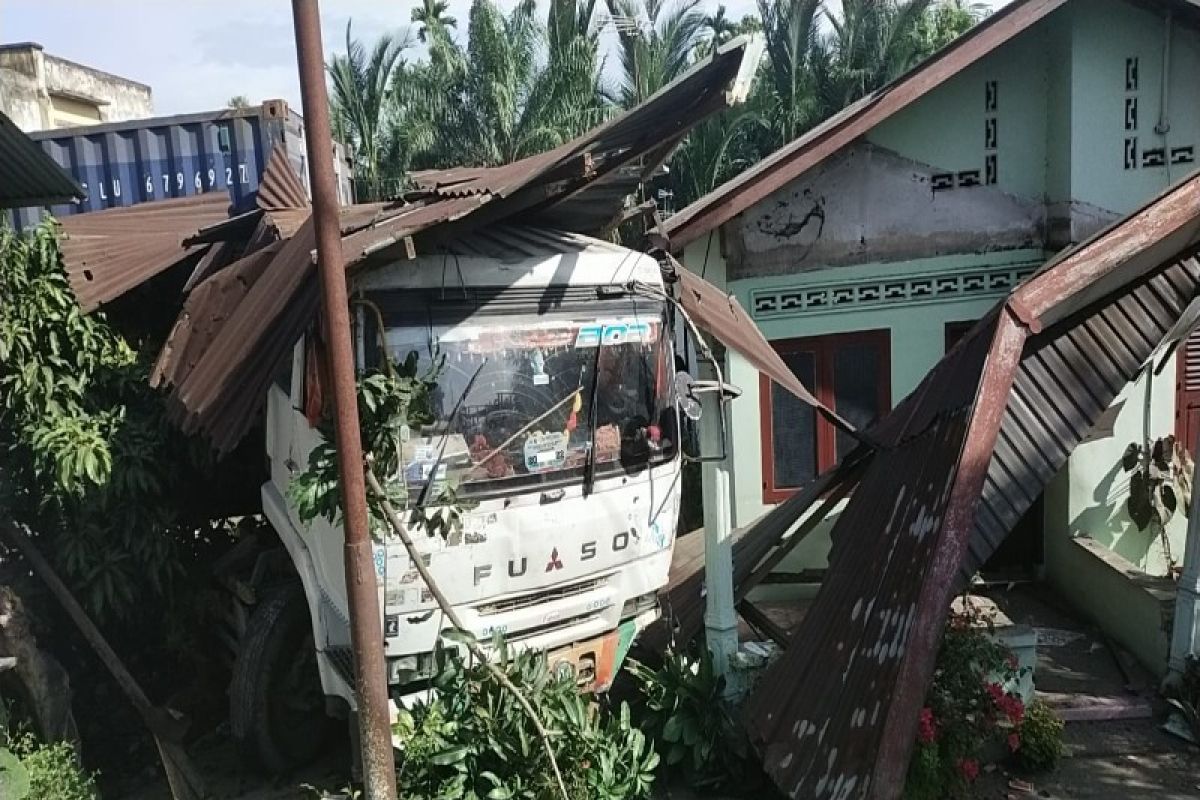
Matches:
[1177,328,1200,454]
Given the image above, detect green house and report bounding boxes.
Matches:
[667,0,1200,674]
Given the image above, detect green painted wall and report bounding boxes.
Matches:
[1068,0,1200,214]
[868,20,1051,202]
[1049,359,1187,578]
[682,236,1045,532]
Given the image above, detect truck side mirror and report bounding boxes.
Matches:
[674,371,702,421]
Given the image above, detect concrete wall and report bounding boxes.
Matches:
[727,143,1045,279]
[1049,359,1188,579]
[0,43,151,132]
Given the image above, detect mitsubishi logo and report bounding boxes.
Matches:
[545,548,564,572]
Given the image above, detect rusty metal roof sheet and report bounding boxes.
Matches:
[663,0,1070,249]
[156,37,762,452]
[0,110,81,209]
[674,261,858,435]
[405,35,760,238]
[257,149,310,212]
[58,193,233,312]
[746,172,1200,799]
[152,240,285,392]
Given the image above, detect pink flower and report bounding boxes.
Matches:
[998,694,1025,725]
[917,707,937,744]
[985,682,1005,703]
[1008,733,1022,752]
[957,758,980,782]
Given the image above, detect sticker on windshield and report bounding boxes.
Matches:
[523,431,568,472]
[574,320,654,348]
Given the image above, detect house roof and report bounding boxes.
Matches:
[663,0,1074,250]
[0,109,81,209]
[743,172,1200,799]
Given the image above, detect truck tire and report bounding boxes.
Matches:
[230,582,332,772]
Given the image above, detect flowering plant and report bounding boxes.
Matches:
[904,599,1030,800]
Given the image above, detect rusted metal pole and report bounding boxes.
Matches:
[289,3,398,799]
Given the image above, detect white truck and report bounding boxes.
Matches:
[224,228,688,770]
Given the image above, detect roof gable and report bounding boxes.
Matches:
[664,0,1070,249]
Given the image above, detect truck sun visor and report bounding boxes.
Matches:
[670,259,863,441]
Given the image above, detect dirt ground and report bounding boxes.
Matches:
[116,583,1200,799]
[974,718,1200,800]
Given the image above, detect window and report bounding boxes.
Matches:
[945,320,976,352]
[760,330,891,502]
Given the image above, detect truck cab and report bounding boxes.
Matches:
[240,227,681,768]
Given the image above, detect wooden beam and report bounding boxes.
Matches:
[738,599,790,648]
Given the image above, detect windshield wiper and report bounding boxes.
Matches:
[583,344,603,497]
[412,360,486,513]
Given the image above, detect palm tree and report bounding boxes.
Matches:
[327,21,412,195]
[396,0,607,170]
[751,0,823,151]
[411,0,458,42]
[814,0,936,113]
[606,0,706,108]
[702,4,736,46]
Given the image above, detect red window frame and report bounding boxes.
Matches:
[759,329,891,503]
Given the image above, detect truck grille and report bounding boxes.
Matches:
[504,611,603,645]
[474,575,610,617]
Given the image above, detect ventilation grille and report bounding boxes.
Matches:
[475,575,610,617]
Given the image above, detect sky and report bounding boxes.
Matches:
[1,0,1010,117]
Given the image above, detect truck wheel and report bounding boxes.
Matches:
[230,583,332,772]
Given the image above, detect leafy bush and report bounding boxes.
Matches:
[393,638,658,800]
[0,699,97,800]
[628,648,755,791]
[904,602,1028,800]
[1014,700,1064,772]
[10,735,98,800]
[0,221,227,622]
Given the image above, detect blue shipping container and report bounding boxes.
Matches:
[9,99,353,230]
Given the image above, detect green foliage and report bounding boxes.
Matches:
[904,601,1028,799]
[0,746,31,800]
[628,649,754,791]
[1123,435,1191,574]
[0,700,96,800]
[607,0,706,108]
[393,637,658,800]
[0,222,223,622]
[9,736,98,800]
[329,21,414,196]
[1014,700,1064,772]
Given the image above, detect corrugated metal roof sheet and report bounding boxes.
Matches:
[745,171,1200,800]
[58,193,233,312]
[257,149,310,212]
[662,0,1076,249]
[0,110,81,209]
[154,36,763,452]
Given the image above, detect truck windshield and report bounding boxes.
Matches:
[365,299,676,498]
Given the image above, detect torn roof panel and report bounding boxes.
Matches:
[58,193,233,312]
[257,149,310,212]
[672,262,858,436]
[153,36,763,453]
[747,172,1200,800]
[0,110,82,209]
